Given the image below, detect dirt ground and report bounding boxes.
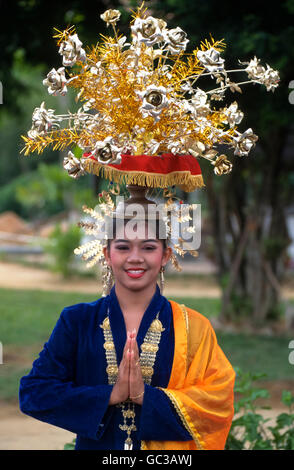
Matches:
[0,398,288,450]
[0,260,293,450]
[0,400,75,450]
[0,260,223,297]
[0,260,293,298]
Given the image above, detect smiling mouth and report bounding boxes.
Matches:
[125,269,146,278]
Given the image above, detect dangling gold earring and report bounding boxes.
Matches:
[159,266,165,295]
[102,263,114,297]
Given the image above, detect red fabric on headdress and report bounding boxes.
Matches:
[82,153,204,192]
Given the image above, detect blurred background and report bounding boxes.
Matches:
[0,0,294,450]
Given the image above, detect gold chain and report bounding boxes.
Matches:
[100,308,164,449]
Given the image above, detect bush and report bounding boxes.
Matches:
[43,223,82,278]
[226,367,294,450]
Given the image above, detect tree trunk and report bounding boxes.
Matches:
[205,126,290,327]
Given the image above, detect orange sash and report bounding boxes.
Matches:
[141,301,235,450]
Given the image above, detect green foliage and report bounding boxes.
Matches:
[15,165,67,217]
[0,173,33,217]
[64,438,76,450]
[12,162,96,219]
[226,367,294,450]
[43,223,82,278]
[0,160,97,222]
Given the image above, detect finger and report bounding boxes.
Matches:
[130,349,141,373]
[119,348,130,378]
[130,328,136,339]
[129,349,137,370]
[130,336,139,360]
[123,334,131,357]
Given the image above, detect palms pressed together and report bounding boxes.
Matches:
[109,329,145,406]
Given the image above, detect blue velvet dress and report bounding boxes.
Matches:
[19,284,192,449]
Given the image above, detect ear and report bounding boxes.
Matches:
[103,245,111,266]
[161,246,172,267]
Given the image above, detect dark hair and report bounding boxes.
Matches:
[106,216,168,251]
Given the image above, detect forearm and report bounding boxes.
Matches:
[137,384,192,441]
[19,307,115,441]
[19,373,114,440]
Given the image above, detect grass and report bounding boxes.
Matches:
[0,287,293,402]
[0,288,100,346]
[0,288,220,345]
[216,332,294,381]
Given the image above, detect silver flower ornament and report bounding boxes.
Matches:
[222,101,244,128]
[138,85,169,122]
[213,155,233,175]
[260,65,280,92]
[58,33,86,67]
[191,88,210,116]
[244,57,265,80]
[43,67,67,96]
[131,16,165,46]
[233,128,258,156]
[163,27,189,54]
[92,137,122,165]
[197,47,225,73]
[29,101,60,137]
[100,9,121,27]
[63,151,85,178]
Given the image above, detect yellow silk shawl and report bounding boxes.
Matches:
[141,301,235,451]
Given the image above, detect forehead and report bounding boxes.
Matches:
[114,220,158,241]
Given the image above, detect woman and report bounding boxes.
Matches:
[19,217,235,450]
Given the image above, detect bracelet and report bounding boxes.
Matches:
[130,390,144,400]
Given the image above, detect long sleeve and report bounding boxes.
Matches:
[19,307,113,441]
[138,384,192,441]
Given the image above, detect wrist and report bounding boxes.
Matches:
[109,384,128,405]
[130,389,144,405]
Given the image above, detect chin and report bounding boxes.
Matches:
[120,277,158,292]
[126,281,155,292]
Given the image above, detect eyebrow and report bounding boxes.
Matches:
[113,239,159,243]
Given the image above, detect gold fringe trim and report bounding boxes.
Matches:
[159,388,205,450]
[82,159,204,192]
[179,303,190,376]
[140,440,148,450]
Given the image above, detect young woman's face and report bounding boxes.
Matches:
[103,222,171,293]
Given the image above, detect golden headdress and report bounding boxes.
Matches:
[21,4,279,291]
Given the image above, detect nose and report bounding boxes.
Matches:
[126,246,144,263]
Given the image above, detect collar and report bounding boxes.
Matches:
[107,283,164,364]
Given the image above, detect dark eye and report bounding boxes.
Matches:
[116,245,129,250]
[144,246,156,250]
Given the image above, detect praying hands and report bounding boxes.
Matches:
[109,329,145,406]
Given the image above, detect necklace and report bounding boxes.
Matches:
[100,307,165,449]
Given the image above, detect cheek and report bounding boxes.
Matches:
[108,248,124,267]
[148,250,164,268]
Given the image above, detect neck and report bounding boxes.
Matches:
[114,281,157,315]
